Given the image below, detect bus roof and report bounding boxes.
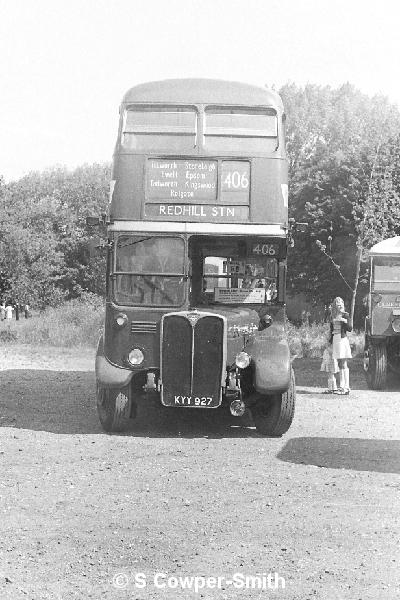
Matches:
[370,236,400,256]
[121,78,284,110]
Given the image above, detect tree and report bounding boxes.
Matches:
[1,163,110,307]
[280,83,400,323]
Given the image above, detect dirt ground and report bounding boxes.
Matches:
[0,345,399,600]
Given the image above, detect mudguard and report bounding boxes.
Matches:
[250,323,291,394]
[95,335,134,389]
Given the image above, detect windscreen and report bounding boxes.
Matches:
[373,258,400,292]
[121,105,197,151]
[114,236,185,306]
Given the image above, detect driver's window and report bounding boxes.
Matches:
[114,235,185,306]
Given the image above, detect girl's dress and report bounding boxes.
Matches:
[332,319,352,359]
[320,348,339,373]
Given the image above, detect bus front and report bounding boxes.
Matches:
[96,79,295,436]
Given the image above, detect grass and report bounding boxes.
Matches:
[0,296,365,357]
[0,294,104,348]
[286,321,364,359]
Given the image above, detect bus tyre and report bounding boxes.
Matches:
[364,339,387,390]
[251,368,295,437]
[96,382,134,432]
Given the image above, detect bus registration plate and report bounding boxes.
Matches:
[173,395,216,407]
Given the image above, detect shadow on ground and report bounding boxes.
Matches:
[277,436,400,474]
[0,369,259,438]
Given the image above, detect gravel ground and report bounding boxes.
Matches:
[0,346,399,600]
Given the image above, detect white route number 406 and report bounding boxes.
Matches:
[222,171,249,189]
[252,243,277,256]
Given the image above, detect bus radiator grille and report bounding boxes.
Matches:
[161,313,224,407]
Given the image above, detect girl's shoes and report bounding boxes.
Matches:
[334,388,350,395]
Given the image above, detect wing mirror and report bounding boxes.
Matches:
[86,216,101,227]
[288,219,308,247]
[86,213,108,227]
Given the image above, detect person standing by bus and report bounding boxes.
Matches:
[14,300,20,321]
[320,343,339,393]
[5,302,14,321]
[330,297,352,395]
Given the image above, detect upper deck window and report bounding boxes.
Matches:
[121,105,197,151]
[204,107,278,152]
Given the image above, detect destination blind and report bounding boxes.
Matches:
[145,159,250,222]
[147,159,217,200]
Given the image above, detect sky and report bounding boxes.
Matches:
[1,0,400,182]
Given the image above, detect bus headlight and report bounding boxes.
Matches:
[115,313,128,328]
[128,348,144,366]
[235,351,251,369]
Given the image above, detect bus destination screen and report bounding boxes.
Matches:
[145,159,250,222]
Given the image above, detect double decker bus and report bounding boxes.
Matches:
[94,78,295,436]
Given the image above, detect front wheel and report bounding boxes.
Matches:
[251,368,296,437]
[96,382,135,432]
[364,338,387,390]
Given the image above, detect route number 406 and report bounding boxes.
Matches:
[252,243,277,256]
[222,171,249,189]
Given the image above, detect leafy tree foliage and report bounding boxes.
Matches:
[0,164,110,307]
[280,83,400,323]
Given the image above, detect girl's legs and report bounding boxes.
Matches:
[338,359,345,389]
[327,373,337,392]
[338,359,350,393]
[343,359,350,392]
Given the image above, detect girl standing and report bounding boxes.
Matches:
[330,297,352,395]
[320,344,339,393]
